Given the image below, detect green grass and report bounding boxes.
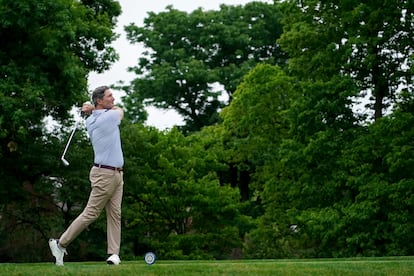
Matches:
[2,257,414,275]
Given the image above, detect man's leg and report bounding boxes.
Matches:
[106,171,124,255]
[59,167,117,248]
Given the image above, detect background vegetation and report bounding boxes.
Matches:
[1,0,414,262]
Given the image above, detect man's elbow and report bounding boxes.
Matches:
[113,106,124,120]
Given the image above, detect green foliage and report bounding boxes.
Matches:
[222,0,414,259]
[120,124,245,260]
[251,0,414,258]
[251,83,414,258]
[221,64,297,165]
[287,112,414,258]
[336,112,414,257]
[123,2,286,132]
[278,0,414,120]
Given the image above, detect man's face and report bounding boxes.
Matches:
[98,89,115,109]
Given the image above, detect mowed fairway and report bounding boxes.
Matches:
[2,257,414,275]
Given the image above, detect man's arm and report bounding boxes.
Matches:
[82,102,124,120]
[112,106,124,120]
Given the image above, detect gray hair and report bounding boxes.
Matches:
[92,86,109,106]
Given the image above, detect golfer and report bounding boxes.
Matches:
[49,86,124,266]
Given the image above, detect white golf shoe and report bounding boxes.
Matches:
[48,239,67,266]
[106,254,121,265]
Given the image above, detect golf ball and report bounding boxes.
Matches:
[144,252,156,265]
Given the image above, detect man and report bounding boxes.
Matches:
[49,86,124,266]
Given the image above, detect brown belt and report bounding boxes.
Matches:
[94,164,123,172]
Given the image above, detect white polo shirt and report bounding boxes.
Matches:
[86,109,124,168]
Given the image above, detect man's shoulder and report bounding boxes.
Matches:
[97,109,121,125]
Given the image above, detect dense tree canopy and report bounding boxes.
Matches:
[121,124,246,259]
[123,2,286,132]
[243,0,414,257]
[278,0,414,120]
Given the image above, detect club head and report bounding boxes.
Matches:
[61,157,69,166]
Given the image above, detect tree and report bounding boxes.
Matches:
[249,0,414,257]
[278,0,414,121]
[219,64,297,201]
[219,64,303,257]
[294,110,414,257]
[123,2,286,132]
[120,124,245,259]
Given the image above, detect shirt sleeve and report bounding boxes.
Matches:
[105,109,121,126]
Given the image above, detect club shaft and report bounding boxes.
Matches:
[60,117,81,161]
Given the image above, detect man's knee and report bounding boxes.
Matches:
[82,207,102,222]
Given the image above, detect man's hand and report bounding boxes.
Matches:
[81,101,94,116]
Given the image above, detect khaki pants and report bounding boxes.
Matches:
[59,166,124,255]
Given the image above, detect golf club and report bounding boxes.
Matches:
[60,116,81,166]
[60,102,91,166]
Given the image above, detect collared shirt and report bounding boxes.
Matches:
[86,109,124,168]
